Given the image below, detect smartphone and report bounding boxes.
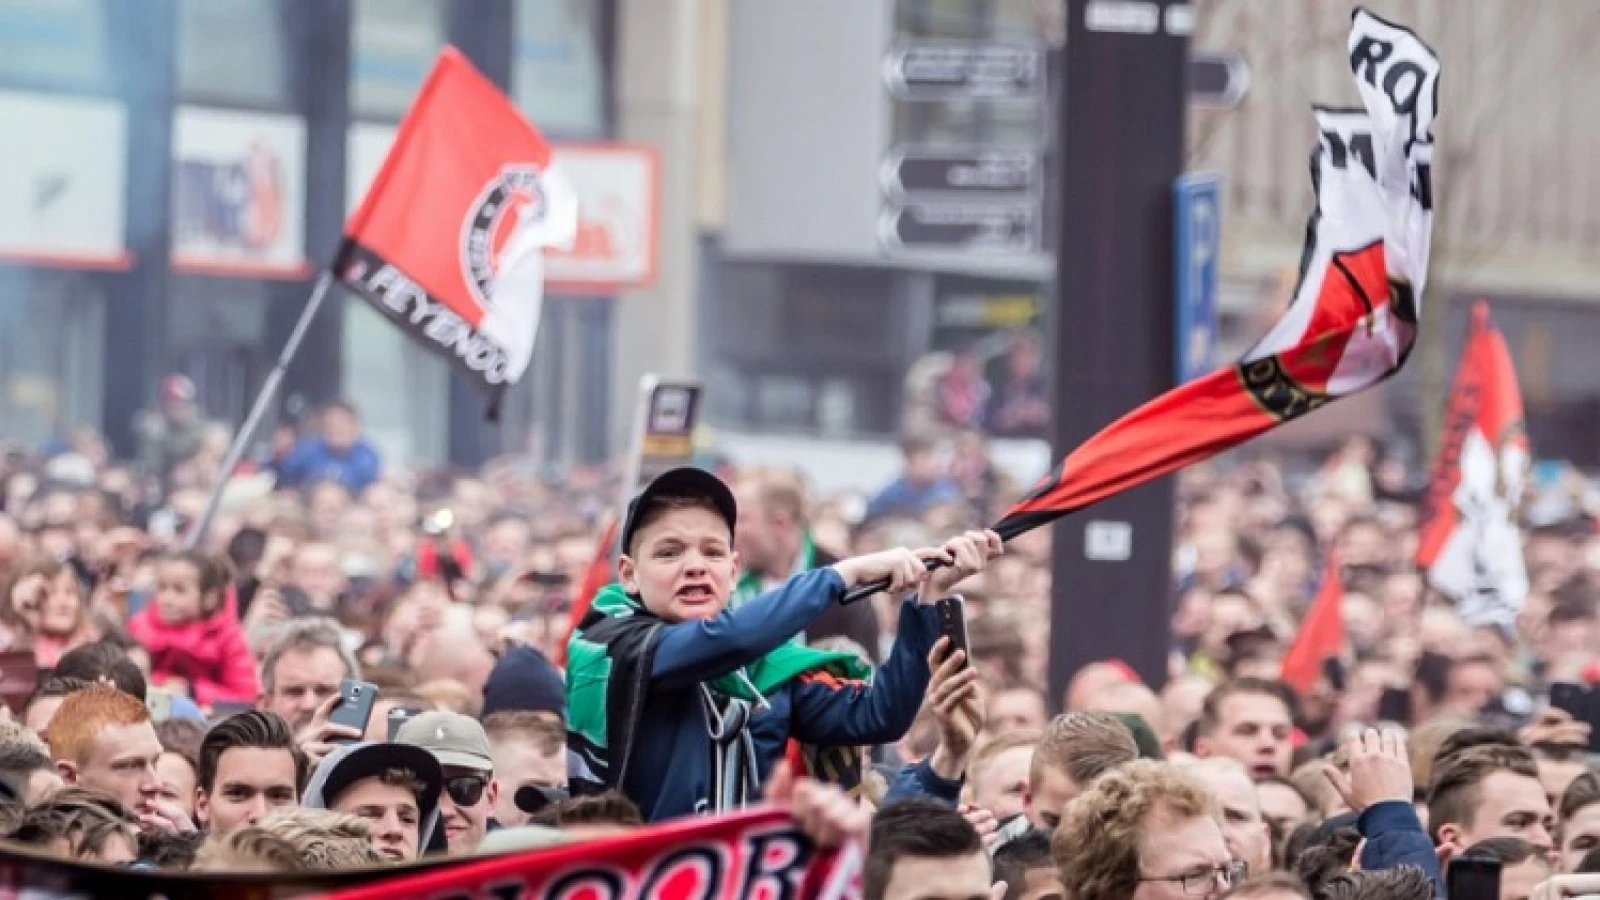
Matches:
[1376,686,1413,726]
[146,689,173,723]
[327,679,379,738]
[1446,857,1502,900]
[934,595,969,664]
[1549,683,1600,752]
[386,706,424,742]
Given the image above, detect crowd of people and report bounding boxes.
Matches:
[1,389,1599,900]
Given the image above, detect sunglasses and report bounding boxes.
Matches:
[445,775,488,807]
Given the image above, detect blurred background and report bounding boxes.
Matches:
[0,0,1596,484]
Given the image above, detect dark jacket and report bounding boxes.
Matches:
[1358,801,1443,895]
[572,568,939,822]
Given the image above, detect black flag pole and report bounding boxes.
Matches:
[183,271,337,550]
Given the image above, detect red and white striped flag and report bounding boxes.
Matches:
[1416,301,1529,628]
[991,9,1438,540]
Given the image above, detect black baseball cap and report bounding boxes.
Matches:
[620,467,738,555]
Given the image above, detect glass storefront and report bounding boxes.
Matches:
[0,270,106,447]
[513,0,607,138]
[177,0,291,108]
[0,1,117,447]
[342,0,451,468]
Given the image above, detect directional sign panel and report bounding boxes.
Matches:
[1173,172,1222,383]
[1189,51,1251,108]
[883,43,1045,101]
[880,203,1040,254]
[880,148,1041,202]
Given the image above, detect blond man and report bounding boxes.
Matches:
[1027,712,1137,831]
[1054,760,1240,900]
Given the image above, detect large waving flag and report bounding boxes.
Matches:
[336,48,577,416]
[1415,301,1529,628]
[991,8,1437,540]
[842,8,1438,605]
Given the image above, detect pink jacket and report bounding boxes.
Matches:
[127,590,259,706]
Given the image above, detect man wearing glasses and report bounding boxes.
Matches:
[396,711,498,854]
[1054,760,1245,900]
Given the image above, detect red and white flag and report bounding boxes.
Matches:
[1416,301,1529,628]
[989,9,1438,540]
[336,48,576,414]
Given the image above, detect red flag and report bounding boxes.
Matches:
[1415,301,1529,627]
[992,10,1437,540]
[336,48,576,414]
[1281,554,1344,695]
[555,513,619,668]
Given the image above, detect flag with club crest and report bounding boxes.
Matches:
[989,9,1438,542]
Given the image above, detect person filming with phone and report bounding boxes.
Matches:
[566,466,1003,823]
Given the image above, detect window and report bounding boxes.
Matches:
[350,0,447,120]
[178,0,292,108]
[0,0,112,94]
[0,270,105,445]
[512,0,606,137]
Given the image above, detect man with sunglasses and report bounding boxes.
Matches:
[396,711,497,853]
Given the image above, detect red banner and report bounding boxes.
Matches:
[309,807,862,900]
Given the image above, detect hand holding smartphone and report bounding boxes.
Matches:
[327,679,379,739]
[934,595,969,666]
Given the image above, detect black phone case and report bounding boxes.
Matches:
[935,596,969,660]
[1549,683,1600,753]
[328,680,378,736]
[1446,858,1501,900]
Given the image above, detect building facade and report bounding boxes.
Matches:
[0,0,646,468]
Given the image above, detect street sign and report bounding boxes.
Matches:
[883,43,1045,101]
[880,148,1041,202]
[880,203,1040,254]
[1189,51,1250,108]
[622,375,703,499]
[1173,172,1221,384]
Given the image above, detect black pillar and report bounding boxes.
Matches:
[1049,0,1187,704]
[270,0,352,414]
[102,0,177,458]
[444,0,515,468]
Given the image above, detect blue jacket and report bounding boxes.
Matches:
[883,758,964,806]
[1358,801,1443,896]
[615,568,939,822]
[865,477,964,521]
[275,436,381,494]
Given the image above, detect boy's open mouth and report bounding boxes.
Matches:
[675,584,715,603]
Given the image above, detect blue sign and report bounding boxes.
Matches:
[1174,173,1222,384]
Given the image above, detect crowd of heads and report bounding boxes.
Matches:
[1,406,1598,900]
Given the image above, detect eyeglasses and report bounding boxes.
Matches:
[1140,861,1248,896]
[445,775,488,807]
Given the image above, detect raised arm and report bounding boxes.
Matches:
[649,548,933,691]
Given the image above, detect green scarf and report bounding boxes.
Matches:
[731,534,816,610]
[567,582,870,797]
